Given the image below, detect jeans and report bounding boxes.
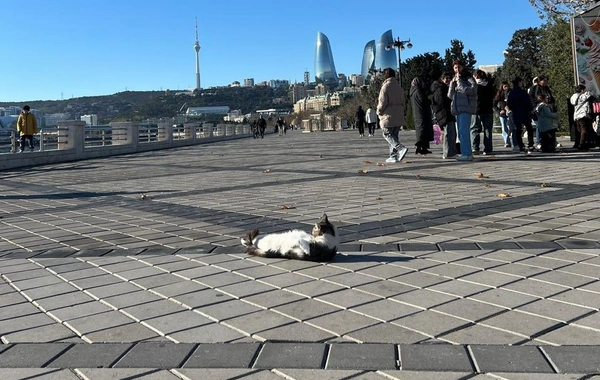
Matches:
[456,113,473,157]
[442,121,457,158]
[470,113,494,153]
[367,122,376,135]
[500,116,511,145]
[19,135,34,151]
[382,126,405,158]
[507,112,518,148]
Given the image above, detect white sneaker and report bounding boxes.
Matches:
[397,146,408,162]
[385,157,398,163]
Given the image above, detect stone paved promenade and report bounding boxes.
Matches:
[1,129,600,379]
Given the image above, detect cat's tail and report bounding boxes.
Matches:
[240,229,282,258]
[240,229,260,248]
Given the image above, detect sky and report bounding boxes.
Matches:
[1,0,544,103]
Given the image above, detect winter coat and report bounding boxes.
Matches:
[366,108,377,124]
[410,83,433,143]
[529,84,554,107]
[356,107,366,122]
[377,78,406,128]
[430,80,455,127]
[448,76,477,115]
[475,79,494,115]
[535,103,558,132]
[493,90,509,118]
[570,91,592,121]
[17,112,38,136]
[507,87,532,124]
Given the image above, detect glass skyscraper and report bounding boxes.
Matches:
[314,32,338,87]
[374,29,397,71]
[361,40,376,80]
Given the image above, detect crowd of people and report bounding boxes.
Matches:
[374,61,600,163]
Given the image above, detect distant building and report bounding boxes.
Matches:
[231,81,241,87]
[303,71,310,86]
[361,40,376,80]
[338,73,348,88]
[350,74,365,87]
[315,31,338,88]
[374,30,397,71]
[187,106,230,116]
[314,83,327,96]
[290,83,307,103]
[479,65,501,75]
[223,109,243,122]
[269,79,289,88]
[80,114,98,126]
[244,78,255,87]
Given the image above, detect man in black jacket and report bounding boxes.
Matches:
[471,70,495,154]
[431,72,457,159]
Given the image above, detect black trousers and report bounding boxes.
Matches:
[20,135,34,151]
[540,129,556,153]
[367,123,376,135]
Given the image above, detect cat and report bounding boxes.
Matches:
[240,213,339,261]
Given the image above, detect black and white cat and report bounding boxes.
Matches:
[240,214,339,261]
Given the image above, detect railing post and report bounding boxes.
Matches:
[56,120,85,154]
[109,122,137,145]
[184,123,197,142]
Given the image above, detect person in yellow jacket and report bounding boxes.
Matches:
[16,105,38,152]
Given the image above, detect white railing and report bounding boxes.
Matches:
[0,121,257,170]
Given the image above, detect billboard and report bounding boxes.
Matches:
[572,4,600,93]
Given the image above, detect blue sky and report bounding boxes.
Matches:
[2,0,543,102]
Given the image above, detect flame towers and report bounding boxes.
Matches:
[314,32,338,87]
[374,29,397,71]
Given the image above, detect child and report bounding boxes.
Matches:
[534,94,558,153]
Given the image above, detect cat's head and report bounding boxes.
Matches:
[312,213,336,237]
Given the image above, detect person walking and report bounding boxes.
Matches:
[355,106,366,137]
[529,75,555,149]
[494,81,512,148]
[410,77,434,155]
[16,105,37,153]
[471,70,495,155]
[570,84,594,151]
[377,68,408,163]
[534,94,558,153]
[448,60,477,161]
[257,115,266,138]
[507,77,534,152]
[366,106,377,136]
[431,72,457,159]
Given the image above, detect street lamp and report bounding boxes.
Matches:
[386,37,412,85]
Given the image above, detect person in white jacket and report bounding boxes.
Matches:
[365,106,377,136]
[570,84,594,150]
[377,68,408,163]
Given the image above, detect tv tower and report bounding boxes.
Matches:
[194,17,201,91]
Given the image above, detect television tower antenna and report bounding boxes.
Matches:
[194,17,201,91]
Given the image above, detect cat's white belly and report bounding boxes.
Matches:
[254,230,313,256]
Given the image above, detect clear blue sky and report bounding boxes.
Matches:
[2,0,543,102]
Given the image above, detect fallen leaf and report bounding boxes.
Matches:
[263,169,271,173]
[497,193,511,198]
[415,175,422,179]
[376,162,385,166]
[358,169,369,174]
[475,172,488,179]
[364,160,373,164]
[319,154,323,158]
[140,194,148,200]
[484,183,491,188]
[279,205,296,209]
[540,183,548,188]
[376,197,383,200]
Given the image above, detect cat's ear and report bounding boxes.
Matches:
[320,213,329,223]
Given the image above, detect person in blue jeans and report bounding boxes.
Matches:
[448,61,477,161]
[471,69,494,154]
[494,81,512,147]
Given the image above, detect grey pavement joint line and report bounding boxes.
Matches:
[466,345,480,374]
[538,346,561,374]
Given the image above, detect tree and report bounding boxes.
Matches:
[403,52,445,90]
[497,28,544,87]
[530,0,599,18]
[443,40,477,72]
[540,17,575,131]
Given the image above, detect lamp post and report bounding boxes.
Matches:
[386,37,412,86]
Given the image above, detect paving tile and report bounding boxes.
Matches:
[468,288,539,309]
[224,310,295,334]
[242,289,306,308]
[437,324,525,345]
[543,345,600,373]
[169,323,246,343]
[307,310,379,336]
[142,310,213,334]
[174,368,281,379]
[169,288,232,309]
[274,369,369,380]
[272,298,341,321]
[326,343,396,370]
[391,289,458,309]
[114,342,196,368]
[352,299,422,322]
[515,299,594,323]
[316,288,381,309]
[0,369,81,379]
[432,299,506,322]
[393,311,472,337]
[46,343,132,368]
[0,343,71,367]
[65,311,134,335]
[254,322,337,342]
[76,368,181,379]
[346,322,430,344]
[2,323,80,343]
[83,323,162,343]
[183,342,260,368]
[253,342,326,369]
[48,301,115,321]
[121,300,187,321]
[400,344,473,372]
[470,345,554,373]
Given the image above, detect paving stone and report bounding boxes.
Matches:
[470,345,554,373]
[391,289,458,309]
[121,299,188,321]
[352,299,422,322]
[114,342,196,368]
[307,310,379,336]
[253,342,326,369]
[171,288,232,309]
[48,301,115,321]
[0,343,71,367]
[83,323,162,343]
[400,344,473,372]
[2,323,80,343]
[516,299,594,323]
[254,322,337,342]
[169,322,246,343]
[432,299,506,322]
[274,369,368,380]
[242,289,306,308]
[150,281,207,298]
[480,310,563,339]
[535,324,600,345]
[175,368,281,379]
[65,311,134,335]
[46,343,132,368]
[326,343,396,370]
[346,322,430,344]
[438,324,525,345]
[0,369,81,379]
[75,368,181,379]
[543,345,600,373]
[183,342,260,368]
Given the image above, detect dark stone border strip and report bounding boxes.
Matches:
[0,343,599,373]
[1,239,598,258]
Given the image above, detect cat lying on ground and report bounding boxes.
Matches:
[240,213,339,261]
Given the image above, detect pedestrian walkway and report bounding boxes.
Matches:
[1,130,600,379]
